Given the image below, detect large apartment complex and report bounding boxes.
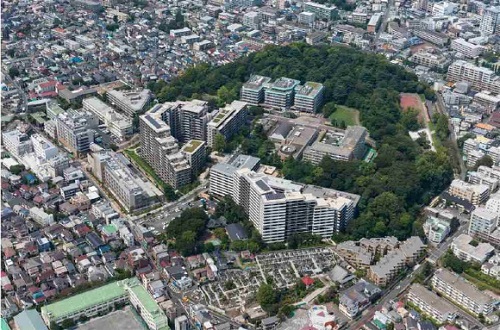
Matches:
[303,126,368,164]
[206,101,248,148]
[240,75,325,112]
[139,102,207,189]
[447,60,500,94]
[209,155,359,242]
[407,284,458,324]
[88,150,163,211]
[159,100,212,143]
[431,268,494,316]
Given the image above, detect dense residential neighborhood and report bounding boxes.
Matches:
[2,0,500,329]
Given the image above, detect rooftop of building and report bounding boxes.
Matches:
[408,284,458,316]
[295,82,324,98]
[40,281,127,320]
[107,89,151,111]
[269,77,301,91]
[209,100,247,126]
[182,139,205,153]
[452,233,494,259]
[243,75,272,90]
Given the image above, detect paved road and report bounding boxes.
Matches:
[374,0,394,43]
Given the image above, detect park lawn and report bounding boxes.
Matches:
[329,105,360,126]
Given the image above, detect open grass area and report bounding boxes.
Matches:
[329,105,360,126]
[124,149,163,187]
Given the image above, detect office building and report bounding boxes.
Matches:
[83,97,133,140]
[264,77,301,109]
[107,89,152,117]
[298,12,315,25]
[303,126,368,164]
[467,170,499,192]
[447,60,500,94]
[2,129,33,159]
[139,103,206,189]
[206,101,248,148]
[432,268,494,316]
[469,208,500,236]
[407,284,458,324]
[304,2,337,20]
[210,158,360,242]
[294,82,325,113]
[448,179,490,205]
[56,110,98,156]
[451,233,494,263]
[240,75,272,105]
[451,38,484,58]
[101,152,163,211]
[480,6,500,36]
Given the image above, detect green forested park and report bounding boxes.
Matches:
[151,43,453,241]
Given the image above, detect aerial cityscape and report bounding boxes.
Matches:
[1,0,500,329]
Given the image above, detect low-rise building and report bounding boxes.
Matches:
[303,126,368,164]
[451,233,494,263]
[294,82,325,113]
[448,179,490,205]
[431,268,494,316]
[407,284,458,324]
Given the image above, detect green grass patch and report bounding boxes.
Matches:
[463,270,500,295]
[329,105,360,126]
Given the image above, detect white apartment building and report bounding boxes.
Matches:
[451,38,484,58]
[423,216,451,244]
[2,129,33,159]
[469,207,499,236]
[487,192,500,214]
[467,170,499,192]
[447,60,500,94]
[264,77,301,109]
[29,207,55,226]
[107,89,151,117]
[209,154,260,197]
[432,1,457,16]
[243,11,261,30]
[480,6,500,36]
[448,179,490,205]
[210,162,359,243]
[432,268,494,316]
[56,111,98,156]
[125,281,169,330]
[206,101,248,148]
[31,134,58,162]
[407,284,458,324]
[83,97,133,139]
[451,234,494,263]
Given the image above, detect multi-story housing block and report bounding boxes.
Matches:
[448,179,490,205]
[107,89,151,117]
[304,2,338,20]
[432,268,494,316]
[83,97,133,140]
[206,101,248,148]
[451,38,484,58]
[447,60,500,94]
[407,284,458,324]
[55,111,98,156]
[480,6,500,36]
[2,129,34,159]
